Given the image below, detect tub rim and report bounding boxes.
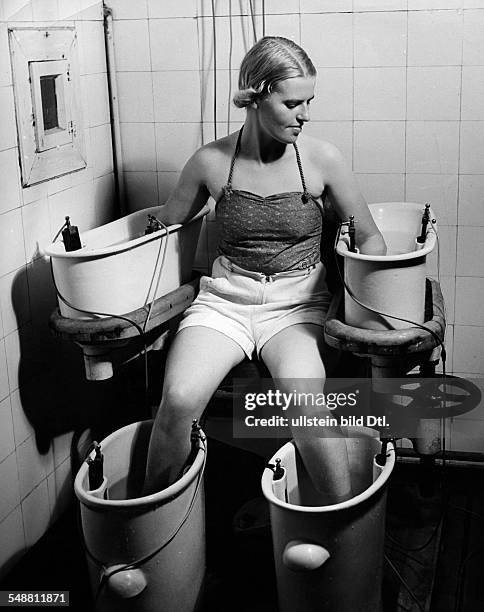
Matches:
[261,437,395,513]
[44,205,209,259]
[336,201,437,262]
[74,420,207,511]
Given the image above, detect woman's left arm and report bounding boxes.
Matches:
[319,142,387,255]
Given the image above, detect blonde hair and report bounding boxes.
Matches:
[233,36,316,109]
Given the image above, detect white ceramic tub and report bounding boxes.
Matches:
[44,206,209,319]
[336,202,437,330]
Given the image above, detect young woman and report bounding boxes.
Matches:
[144,37,386,502]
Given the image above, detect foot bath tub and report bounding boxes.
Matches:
[336,202,437,330]
[262,431,395,612]
[44,206,209,319]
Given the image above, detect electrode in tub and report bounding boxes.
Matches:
[62,216,82,252]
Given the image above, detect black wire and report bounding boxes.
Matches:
[384,554,426,612]
[211,0,217,140]
[81,438,207,604]
[333,223,447,373]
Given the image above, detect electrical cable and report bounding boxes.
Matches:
[248,0,257,43]
[211,0,217,140]
[80,436,207,605]
[227,0,233,135]
[49,215,170,410]
[333,222,447,375]
[384,554,426,612]
[262,0,266,37]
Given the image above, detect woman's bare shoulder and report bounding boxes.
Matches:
[301,134,345,167]
[190,131,239,172]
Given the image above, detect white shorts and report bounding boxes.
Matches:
[177,256,333,358]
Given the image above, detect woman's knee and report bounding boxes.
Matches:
[157,384,206,426]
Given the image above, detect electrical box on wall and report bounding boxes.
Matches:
[9,26,86,187]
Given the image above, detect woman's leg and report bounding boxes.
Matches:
[144,326,246,494]
[260,323,353,504]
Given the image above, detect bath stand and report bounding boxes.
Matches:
[49,276,200,381]
[324,277,446,457]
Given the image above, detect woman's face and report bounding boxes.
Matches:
[255,76,315,144]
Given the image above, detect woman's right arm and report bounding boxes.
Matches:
[157,148,211,226]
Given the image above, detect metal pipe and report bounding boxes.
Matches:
[103,3,126,216]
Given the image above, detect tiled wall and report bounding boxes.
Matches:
[0,1,115,577]
[111,0,484,451]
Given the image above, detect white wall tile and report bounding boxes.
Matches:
[408,0,461,7]
[3,0,33,20]
[405,174,458,225]
[153,71,201,122]
[0,209,26,277]
[301,0,351,11]
[461,67,484,121]
[52,432,73,468]
[460,121,484,174]
[200,69,245,126]
[0,87,17,152]
[426,225,456,276]
[407,67,461,121]
[92,174,116,227]
[449,417,484,453]
[265,0,301,13]
[78,21,107,75]
[113,19,151,72]
[155,123,202,171]
[354,0,407,9]
[406,121,460,174]
[21,198,51,262]
[455,277,484,325]
[453,325,484,374]
[407,10,463,66]
[304,121,353,167]
[124,171,159,212]
[21,181,48,207]
[463,9,484,65]
[84,73,110,127]
[10,388,33,447]
[438,275,455,325]
[0,148,21,216]
[264,13,300,43]
[301,13,353,68]
[16,435,51,500]
[121,123,156,171]
[21,480,51,548]
[0,341,8,401]
[89,124,114,178]
[456,226,484,275]
[198,15,251,73]
[158,171,180,204]
[32,0,59,21]
[310,68,353,121]
[458,175,484,226]
[0,25,12,87]
[0,397,14,464]
[0,453,20,524]
[463,0,484,7]
[0,267,30,337]
[110,0,148,19]
[355,174,405,203]
[354,121,406,173]
[117,72,154,123]
[354,67,406,120]
[0,506,25,579]
[354,12,407,67]
[58,0,82,20]
[148,0,196,18]
[78,0,103,20]
[150,18,200,71]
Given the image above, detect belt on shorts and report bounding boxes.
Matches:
[218,256,318,283]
